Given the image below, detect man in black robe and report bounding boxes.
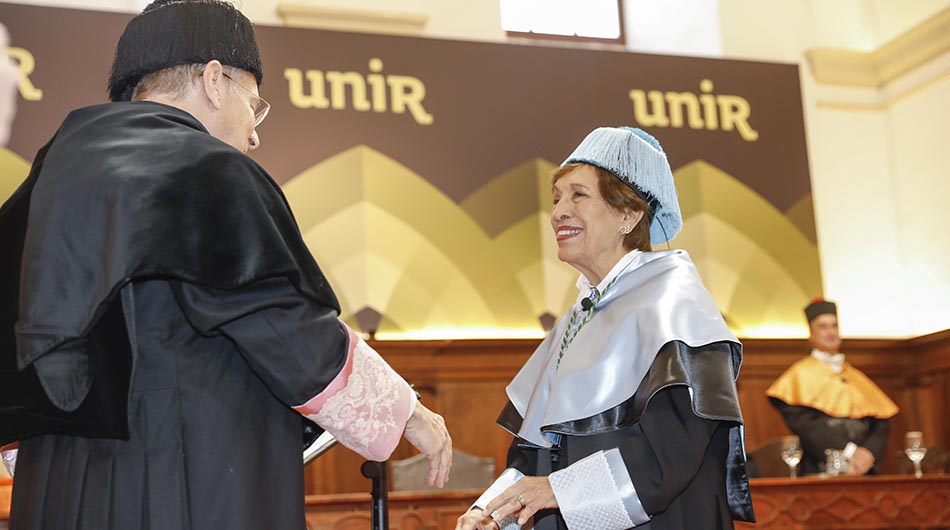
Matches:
[0,2,452,529]
[767,299,897,475]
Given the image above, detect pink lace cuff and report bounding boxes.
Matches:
[294,325,414,461]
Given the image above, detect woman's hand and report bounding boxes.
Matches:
[484,476,559,525]
[455,508,498,530]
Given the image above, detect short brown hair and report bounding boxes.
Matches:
[552,163,653,252]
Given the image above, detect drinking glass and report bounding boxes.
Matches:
[781,435,803,478]
[905,431,927,478]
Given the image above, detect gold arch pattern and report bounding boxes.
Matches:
[284,150,822,338]
[0,148,30,202]
[281,146,572,338]
[674,160,822,335]
[0,146,822,338]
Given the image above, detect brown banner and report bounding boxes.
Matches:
[1,3,820,338]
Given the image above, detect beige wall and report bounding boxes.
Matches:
[6,0,948,338]
[887,75,950,336]
[719,0,950,338]
[8,0,506,40]
[8,0,142,14]
[869,0,949,44]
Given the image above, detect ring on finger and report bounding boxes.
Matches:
[515,494,527,509]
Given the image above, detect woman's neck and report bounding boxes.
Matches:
[578,248,634,287]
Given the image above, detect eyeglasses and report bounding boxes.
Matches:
[222,72,270,127]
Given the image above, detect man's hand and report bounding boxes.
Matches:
[849,446,875,475]
[402,401,452,487]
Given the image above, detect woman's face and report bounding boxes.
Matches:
[550,165,630,277]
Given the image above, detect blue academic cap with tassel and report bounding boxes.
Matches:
[562,127,682,245]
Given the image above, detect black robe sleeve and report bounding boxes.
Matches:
[615,385,725,517]
[506,438,538,476]
[772,402,853,458]
[862,418,890,471]
[171,276,349,407]
[771,401,889,474]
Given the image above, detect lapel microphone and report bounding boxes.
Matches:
[580,287,599,311]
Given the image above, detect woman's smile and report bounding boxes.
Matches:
[555,226,583,242]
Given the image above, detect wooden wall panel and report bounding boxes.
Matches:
[908,331,950,452]
[436,380,513,474]
[0,333,947,522]
[296,332,949,494]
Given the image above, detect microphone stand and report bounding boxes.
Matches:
[361,461,389,530]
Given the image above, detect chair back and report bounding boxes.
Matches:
[391,449,495,491]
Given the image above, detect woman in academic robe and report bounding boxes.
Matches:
[456,127,755,530]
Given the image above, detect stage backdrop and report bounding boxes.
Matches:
[0,2,820,339]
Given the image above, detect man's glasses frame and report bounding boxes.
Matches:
[222,71,270,127]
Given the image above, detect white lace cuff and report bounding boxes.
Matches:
[473,468,525,530]
[294,326,414,461]
[549,449,649,530]
[1,447,16,477]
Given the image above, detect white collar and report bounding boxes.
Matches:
[575,249,642,304]
[810,348,845,374]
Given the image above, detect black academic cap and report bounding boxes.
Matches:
[107,0,263,102]
[804,298,837,323]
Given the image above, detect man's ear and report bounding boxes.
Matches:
[199,60,225,110]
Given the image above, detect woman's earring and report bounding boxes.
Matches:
[618,225,632,235]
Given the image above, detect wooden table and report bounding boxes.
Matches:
[739,474,950,529]
[299,475,950,530]
[304,489,480,529]
[3,475,949,529]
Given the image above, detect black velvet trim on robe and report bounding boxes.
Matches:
[0,101,338,445]
[497,340,755,523]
